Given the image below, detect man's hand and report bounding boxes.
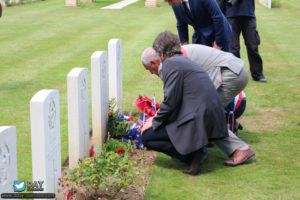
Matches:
[212,41,222,50]
[141,117,153,135]
[181,41,189,46]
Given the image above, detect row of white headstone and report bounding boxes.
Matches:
[0,39,123,199]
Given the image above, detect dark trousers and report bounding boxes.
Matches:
[227,16,264,80]
[142,127,190,162]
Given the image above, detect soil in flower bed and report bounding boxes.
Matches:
[61,149,156,200]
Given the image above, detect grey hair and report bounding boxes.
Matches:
[141,47,160,66]
[153,31,182,58]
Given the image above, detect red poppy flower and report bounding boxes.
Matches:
[89,145,95,157]
[66,191,72,200]
[116,148,125,153]
[127,116,135,121]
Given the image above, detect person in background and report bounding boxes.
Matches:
[226,0,267,82]
[166,0,232,52]
[0,0,2,18]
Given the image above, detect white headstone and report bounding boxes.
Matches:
[67,68,89,169]
[0,126,17,198]
[108,39,122,110]
[91,51,108,145]
[30,90,61,198]
[65,0,78,7]
[145,0,157,7]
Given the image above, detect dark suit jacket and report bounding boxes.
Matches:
[152,55,228,155]
[172,0,232,52]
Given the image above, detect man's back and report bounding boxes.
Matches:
[182,44,244,88]
[171,0,232,51]
[156,54,228,155]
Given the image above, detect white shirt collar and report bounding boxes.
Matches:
[182,0,190,10]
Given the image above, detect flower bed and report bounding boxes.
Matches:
[60,140,156,199]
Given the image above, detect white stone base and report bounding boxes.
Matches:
[145,0,157,7]
[65,0,78,7]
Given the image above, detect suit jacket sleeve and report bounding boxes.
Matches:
[152,65,184,130]
[173,7,189,43]
[203,0,226,48]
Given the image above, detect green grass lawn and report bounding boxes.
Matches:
[0,0,299,199]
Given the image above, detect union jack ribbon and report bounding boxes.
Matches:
[151,96,156,112]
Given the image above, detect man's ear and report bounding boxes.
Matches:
[152,59,160,67]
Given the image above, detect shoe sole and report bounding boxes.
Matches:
[225,151,256,167]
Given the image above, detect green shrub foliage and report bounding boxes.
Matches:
[103,139,134,153]
[107,99,132,139]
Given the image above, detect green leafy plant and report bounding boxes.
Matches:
[107,99,132,139]
[62,145,143,199]
[103,139,134,153]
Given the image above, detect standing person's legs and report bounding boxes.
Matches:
[241,17,265,81]
[0,2,2,18]
[217,67,249,107]
[142,127,187,161]
[228,17,242,58]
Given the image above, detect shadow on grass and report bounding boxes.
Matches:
[153,132,259,174]
[0,80,31,91]
[153,150,225,174]
[237,129,261,144]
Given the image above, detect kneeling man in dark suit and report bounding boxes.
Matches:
[141,31,255,175]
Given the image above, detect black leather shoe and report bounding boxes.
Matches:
[183,149,209,175]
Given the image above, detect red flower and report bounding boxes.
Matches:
[66,191,72,200]
[116,148,125,153]
[89,145,95,157]
[127,116,135,121]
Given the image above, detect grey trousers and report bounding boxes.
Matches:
[217,66,249,107]
[214,129,248,157]
[214,67,249,157]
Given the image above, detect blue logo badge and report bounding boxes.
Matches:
[14,180,26,192]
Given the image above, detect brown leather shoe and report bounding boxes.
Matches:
[224,145,256,166]
[183,149,209,175]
